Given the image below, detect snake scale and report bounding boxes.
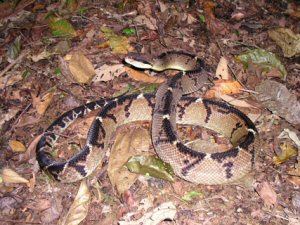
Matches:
[36,51,259,185]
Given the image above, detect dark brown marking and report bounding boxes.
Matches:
[230,122,243,140]
[211,147,239,163]
[223,161,233,179]
[181,157,205,176]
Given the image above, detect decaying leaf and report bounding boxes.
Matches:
[119,201,176,225]
[9,140,26,152]
[108,127,151,194]
[126,155,174,182]
[236,48,287,80]
[134,15,157,30]
[93,64,125,82]
[33,92,54,115]
[1,168,29,184]
[273,142,298,165]
[268,28,300,58]
[255,80,300,125]
[48,17,77,38]
[59,180,90,225]
[68,52,96,84]
[125,67,165,83]
[100,27,133,54]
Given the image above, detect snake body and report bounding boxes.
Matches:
[36,51,258,184]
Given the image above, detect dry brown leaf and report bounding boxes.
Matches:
[1,168,29,184]
[257,182,277,207]
[215,57,230,79]
[33,92,54,115]
[287,167,300,186]
[68,52,96,84]
[0,108,19,130]
[59,180,90,225]
[93,64,125,82]
[9,140,26,152]
[108,127,152,194]
[205,80,243,98]
[125,67,165,83]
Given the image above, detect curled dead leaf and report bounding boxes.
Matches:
[215,57,230,80]
[59,180,90,225]
[9,140,26,152]
[273,142,298,165]
[1,168,29,184]
[205,80,243,98]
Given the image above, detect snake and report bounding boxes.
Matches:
[36,51,259,185]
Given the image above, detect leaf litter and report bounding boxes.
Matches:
[0,0,299,225]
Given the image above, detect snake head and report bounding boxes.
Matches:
[124,54,153,69]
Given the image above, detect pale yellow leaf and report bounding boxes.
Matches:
[216,57,230,79]
[68,52,96,84]
[2,168,29,184]
[60,180,90,225]
[9,140,26,152]
[273,142,298,165]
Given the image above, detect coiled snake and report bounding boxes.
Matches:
[36,51,259,185]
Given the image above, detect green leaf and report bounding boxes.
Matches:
[125,155,174,182]
[199,14,205,23]
[122,28,136,36]
[235,48,287,80]
[54,67,62,76]
[49,18,77,38]
[182,191,203,202]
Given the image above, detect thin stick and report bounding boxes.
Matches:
[0,219,41,224]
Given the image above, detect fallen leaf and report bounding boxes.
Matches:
[134,15,157,30]
[9,140,26,152]
[205,80,243,98]
[33,92,54,115]
[31,49,52,62]
[108,127,151,194]
[0,108,19,130]
[126,155,175,182]
[119,201,176,225]
[125,67,165,83]
[255,80,300,125]
[257,182,277,207]
[93,64,125,82]
[1,168,29,184]
[268,28,300,58]
[48,16,77,38]
[7,36,21,62]
[215,56,230,79]
[278,129,300,148]
[68,52,96,84]
[100,27,134,54]
[273,142,298,165]
[59,180,90,225]
[236,48,287,80]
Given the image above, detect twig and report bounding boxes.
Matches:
[0,50,29,77]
